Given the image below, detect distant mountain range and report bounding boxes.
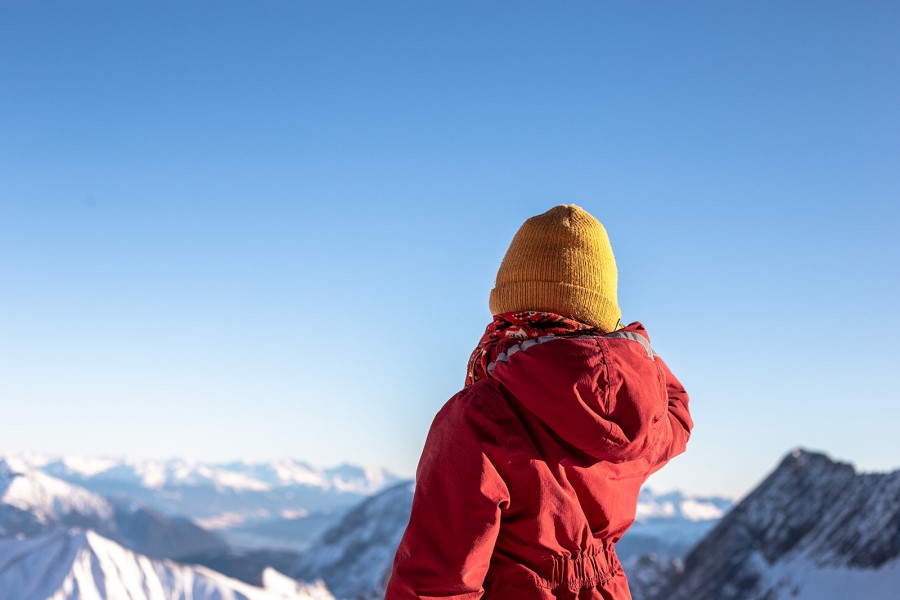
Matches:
[2,451,731,599]
[5,448,892,599]
[27,454,397,496]
[0,454,400,598]
[2,453,403,552]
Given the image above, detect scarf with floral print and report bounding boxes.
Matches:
[465,311,599,387]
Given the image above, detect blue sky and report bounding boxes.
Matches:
[1,1,898,498]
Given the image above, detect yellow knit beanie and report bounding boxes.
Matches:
[489,204,621,332]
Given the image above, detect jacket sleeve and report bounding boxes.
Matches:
[385,390,510,600]
[649,356,693,475]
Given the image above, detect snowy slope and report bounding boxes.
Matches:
[737,552,900,600]
[649,449,900,600]
[0,528,334,600]
[1,459,229,560]
[0,458,115,535]
[292,481,415,600]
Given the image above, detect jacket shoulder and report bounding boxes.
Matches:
[430,378,518,454]
[434,379,518,436]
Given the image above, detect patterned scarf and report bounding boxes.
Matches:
[465,311,599,387]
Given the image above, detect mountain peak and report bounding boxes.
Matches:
[781,447,854,472]
[0,460,115,528]
[648,449,900,600]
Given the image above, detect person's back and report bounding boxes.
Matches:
[386,205,693,599]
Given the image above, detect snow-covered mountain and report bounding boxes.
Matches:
[647,449,900,600]
[0,528,334,600]
[0,458,228,560]
[3,453,403,552]
[292,481,415,600]
[0,458,116,538]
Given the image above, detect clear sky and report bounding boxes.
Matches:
[1,1,898,499]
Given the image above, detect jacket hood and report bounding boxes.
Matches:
[488,322,666,464]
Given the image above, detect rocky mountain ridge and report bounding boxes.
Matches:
[644,449,900,600]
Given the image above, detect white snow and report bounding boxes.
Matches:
[271,459,328,488]
[262,568,333,599]
[0,528,335,600]
[635,500,677,520]
[754,552,900,600]
[59,457,119,478]
[0,460,114,526]
[678,498,727,521]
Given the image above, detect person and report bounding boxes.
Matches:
[385,204,693,600]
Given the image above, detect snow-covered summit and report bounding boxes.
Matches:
[0,458,114,530]
[0,528,334,600]
[0,460,230,561]
[646,448,900,600]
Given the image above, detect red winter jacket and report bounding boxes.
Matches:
[385,322,692,600]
